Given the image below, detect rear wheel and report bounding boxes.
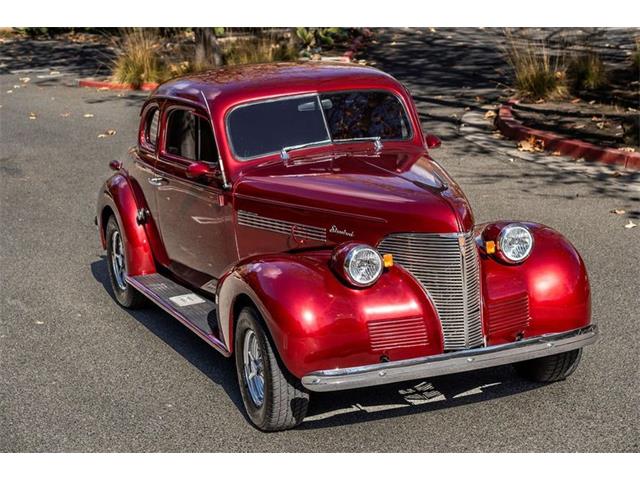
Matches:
[514,348,583,382]
[105,216,146,309]
[234,307,309,431]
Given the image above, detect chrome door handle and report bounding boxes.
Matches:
[148,177,166,186]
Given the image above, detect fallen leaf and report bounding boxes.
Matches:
[610,209,626,215]
[627,107,638,112]
[60,112,70,117]
[551,151,562,156]
[588,100,596,105]
[13,85,21,89]
[475,96,484,102]
[535,98,545,104]
[97,87,109,91]
[83,113,94,118]
[19,77,30,83]
[28,112,37,120]
[6,90,13,94]
[464,106,471,111]
[484,110,496,119]
[98,129,117,138]
[35,321,44,325]
[596,122,606,129]
[574,124,585,129]
[624,220,637,229]
[517,136,545,153]
[618,147,636,152]
[429,27,436,33]
[570,98,581,104]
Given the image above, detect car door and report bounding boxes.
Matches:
[153,103,237,290]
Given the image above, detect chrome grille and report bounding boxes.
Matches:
[237,210,326,242]
[378,232,484,350]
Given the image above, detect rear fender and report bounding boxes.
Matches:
[97,173,156,276]
[217,250,442,379]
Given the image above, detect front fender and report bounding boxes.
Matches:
[479,222,591,344]
[96,173,156,276]
[217,250,443,379]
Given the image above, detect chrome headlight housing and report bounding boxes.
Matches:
[498,224,534,263]
[340,244,384,287]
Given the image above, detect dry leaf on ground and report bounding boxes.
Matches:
[484,110,496,119]
[618,147,636,152]
[19,77,30,83]
[98,129,117,138]
[624,220,637,229]
[570,98,581,104]
[517,136,545,153]
[28,112,37,120]
[59,112,70,117]
[83,113,94,118]
[610,209,626,215]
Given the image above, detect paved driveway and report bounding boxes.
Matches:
[1,32,638,452]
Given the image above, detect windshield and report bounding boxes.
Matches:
[226,90,412,160]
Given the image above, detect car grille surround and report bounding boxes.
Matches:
[377,232,484,351]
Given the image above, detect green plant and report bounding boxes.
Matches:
[568,53,607,91]
[504,33,567,100]
[112,28,168,87]
[295,27,349,51]
[222,37,298,66]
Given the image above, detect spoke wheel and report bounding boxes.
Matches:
[105,215,146,309]
[234,307,309,431]
[242,329,265,407]
[110,230,127,291]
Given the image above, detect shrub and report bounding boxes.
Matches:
[222,37,298,66]
[112,28,168,87]
[504,33,567,100]
[567,53,607,91]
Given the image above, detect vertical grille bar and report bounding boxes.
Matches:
[378,232,484,350]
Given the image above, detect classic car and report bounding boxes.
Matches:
[96,62,598,431]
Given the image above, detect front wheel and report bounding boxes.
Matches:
[514,348,583,382]
[234,307,309,431]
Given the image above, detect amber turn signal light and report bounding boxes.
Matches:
[485,240,496,254]
[383,253,394,268]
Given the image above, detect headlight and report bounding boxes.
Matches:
[498,224,534,263]
[333,244,383,287]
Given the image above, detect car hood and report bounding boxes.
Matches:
[233,148,475,246]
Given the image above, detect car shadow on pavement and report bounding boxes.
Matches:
[90,258,245,412]
[91,256,546,431]
[299,367,543,430]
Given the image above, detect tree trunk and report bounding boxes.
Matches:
[194,28,223,68]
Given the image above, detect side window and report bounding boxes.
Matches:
[143,107,160,148]
[165,109,219,163]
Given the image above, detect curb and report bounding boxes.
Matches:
[77,31,370,92]
[76,78,159,91]
[496,100,640,170]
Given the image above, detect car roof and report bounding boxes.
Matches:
[151,62,404,111]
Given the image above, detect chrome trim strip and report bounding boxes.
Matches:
[301,325,598,392]
[237,210,326,242]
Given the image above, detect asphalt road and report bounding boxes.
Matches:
[1,31,639,452]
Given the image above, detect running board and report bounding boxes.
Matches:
[127,273,229,356]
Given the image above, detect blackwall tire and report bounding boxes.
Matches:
[235,306,309,431]
[514,348,583,382]
[105,216,147,309]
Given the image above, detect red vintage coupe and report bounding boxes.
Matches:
[96,62,598,431]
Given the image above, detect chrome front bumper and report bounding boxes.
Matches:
[301,325,598,392]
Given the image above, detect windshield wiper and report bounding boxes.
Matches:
[279,136,383,161]
[333,136,383,153]
[280,139,332,160]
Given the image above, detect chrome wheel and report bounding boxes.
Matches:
[242,329,265,407]
[110,230,127,291]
